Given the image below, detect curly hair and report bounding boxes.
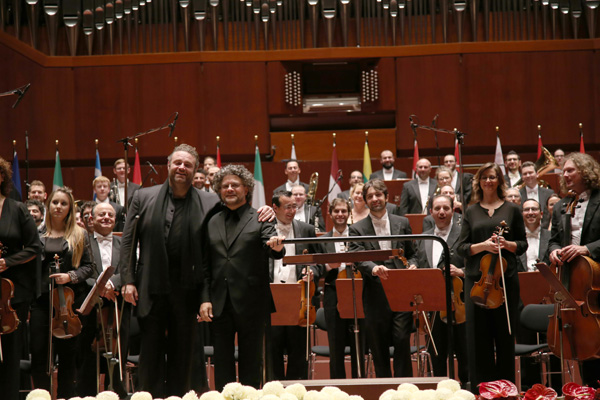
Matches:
[560,153,600,192]
[0,157,13,197]
[470,162,507,204]
[168,144,200,169]
[212,164,255,204]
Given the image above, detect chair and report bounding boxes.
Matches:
[310,307,352,378]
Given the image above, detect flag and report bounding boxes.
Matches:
[53,150,63,191]
[132,149,142,185]
[328,144,342,203]
[216,142,222,168]
[291,142,297,160]
[412,139,419,179]
[11,150,22,199]
[362,139,372,183]
[537,132,543,159]
[494,134,506,175]
[252,144,266,209]
[580,131,585,154]
[93,149,102,200]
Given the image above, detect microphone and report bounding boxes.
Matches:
[409,115,418,129]
[169,112,178,137]
[150,178,156,186]
[12,83,31,109]
[337,169,343,182]
[146,161,158,175]
[432,114,439,128]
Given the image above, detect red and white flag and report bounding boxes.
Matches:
[412,139,419,179]
[328,144,342,203]
[537,130,543,159]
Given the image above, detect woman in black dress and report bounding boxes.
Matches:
[0,157,41,400]
[457,162,527,388]
[30,187,95,399]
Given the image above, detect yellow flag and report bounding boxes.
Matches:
[363,139,372,183]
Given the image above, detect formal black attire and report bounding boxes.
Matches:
[77,233,131,397]
[272,181,309,195]
[201,203,284,390]
[296,203,326,233]
[30,234,95,399]
[320,229,366,379]
[0,198,41,400]
[349,212,417,377]
[337,190,351,201]
[414,218,468,385]
[548,189,600,387]
[118,182,219,397]
[267,219,321,381]
[519,186,555,229]
[457,201,527,388]
[398,178,438,215]
[504,172,522,188]
[518,228,550,272]
[110,180,141,208]
[370,168,408,180]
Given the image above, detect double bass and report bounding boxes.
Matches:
[545,193,600,361]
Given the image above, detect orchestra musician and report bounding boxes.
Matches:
[457,162,527,387]
[30,187,95,399]
[0,157,42,400]
[548,153,600,387]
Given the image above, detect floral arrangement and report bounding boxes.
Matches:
[378,379,474,400]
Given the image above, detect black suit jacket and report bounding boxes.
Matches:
[87,234,122,290]
[415,219,464,270]
[337,190,350,201]
[118,184,220,318]
[549,189,600,260]
[370,168,407,180]
[110,181,141,207]
[518,228,551,271]
[454,172,474,205]
[272,182,309,195]
[298,204,325,232]
[519,186,555,229]
[201,205,284,318]
[398,178,438,215]
[504,172,522,188]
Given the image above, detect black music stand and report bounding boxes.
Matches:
[380,269,447,376]
[336,279,365,319]
[518,271,552,305]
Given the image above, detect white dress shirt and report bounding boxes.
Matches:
[294,205,306,224]
[274,221,297,283]
[432,223,452,267]
[371,211,391,250]
[571,191,590,246]
[418,177,430,213]
[331,226,349,272]
[117,181,126,207]
[94,232,114,288]
[383,169,394,181]
[507,171,520,187]
[526,184,539,202]
[285,178,300,192]
[525,226,541,272]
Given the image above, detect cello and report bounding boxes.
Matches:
[545,193,600,361]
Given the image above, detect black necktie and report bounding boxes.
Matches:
[225,209,239,243]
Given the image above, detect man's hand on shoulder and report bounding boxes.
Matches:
[257,206,276,222]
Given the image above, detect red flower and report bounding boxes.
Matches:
[523,384,557,400]
[563,383,596,400]
[478,380,519,400]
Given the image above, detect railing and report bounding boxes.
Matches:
[0,0,597,56]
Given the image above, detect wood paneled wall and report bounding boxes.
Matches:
[1,37,598,202]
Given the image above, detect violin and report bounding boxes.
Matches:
[470,222,509,309]
[298,273,316,327]
[51,254,82,339]
[337,265,362,279]
[440,276,466,324]
[546,193,600,361]
[0,277,19,334]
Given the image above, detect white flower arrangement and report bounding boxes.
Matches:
[348,396,364,400]
[223,383,247,400]
[262,382,285,396]
[451,390,474,400]
[260,394,281,400]
[96,391,120,400]
[433,388,454,400]
[182,391,200,400]
[397,384,420,393]
[165,397,183,400]
[27,392,52,400]
[131,391,154,400]
[244,386,262,400]
[437,380,461,394]
[200,391,226,400]
[285,383,307,400]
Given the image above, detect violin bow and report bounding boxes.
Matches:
[496,222,512,335]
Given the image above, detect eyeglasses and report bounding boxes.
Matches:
[480,176,498,182]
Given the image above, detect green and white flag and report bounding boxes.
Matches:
[53,150,64,191]
[252,144,266,209]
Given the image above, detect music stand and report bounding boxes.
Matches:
[270,283,302,326]
[78,266,115,315]
[336,279,365,319]
[405,214,427,234]
[380,269,446,375]
[518,271,552,305]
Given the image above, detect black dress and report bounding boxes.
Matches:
[457,201,527,388]
[30,234,95,399]
[0,198,41,400]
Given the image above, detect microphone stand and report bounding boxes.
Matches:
[115,112,177,213]
[313,170,343,208]
[0,83,31,108]
[141,168,157,187]
[25,131,30,193]
[408,114,467,381]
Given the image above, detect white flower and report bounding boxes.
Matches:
[380,389,398,400]
[69,397,82,400]
[97,391,120,400]
[452,391,474,400]
[166,397,182,400]
[27,391,52,400]
[321,387,342,395]
[131,392,154,400]
[284,383,307,400]
[263,382,285,396]
[261,395,281,400]
[436,380,461,394]
[348,396,365,400]
[83,397,97,400]
[200,391,226,400]
[434,388,453,400]
[304,390,329,400]
[397,384,419,393]
[281,393,299,400]
[183,391,200,400]
[390,391,411,400]
[223,382,246,400]
[447,396,467,400]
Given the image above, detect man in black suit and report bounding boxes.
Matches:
[111,158,141,208]
[504,151,522,188]
[443,154,473,205]
[337,170,363,201]
[272,159,310,194]
[349,179,417,378]
[77,202,130,397]
[519,161,556,229]
[320,198,365,379]
[414,194,468,385]
[93,176,125,232]
[549,153,600,387]
[291,184,325,232]
[119,144,220,397]
[267,190,322,381]
[370,150,408,180]
[519,199,550,271]
[398,158,437,215]
[200,165,285,390]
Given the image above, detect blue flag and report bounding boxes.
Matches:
[94,149,102,200]
[12,150,22,199]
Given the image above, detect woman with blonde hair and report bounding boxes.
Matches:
[30,187,95,399]
[348,182,369,224]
